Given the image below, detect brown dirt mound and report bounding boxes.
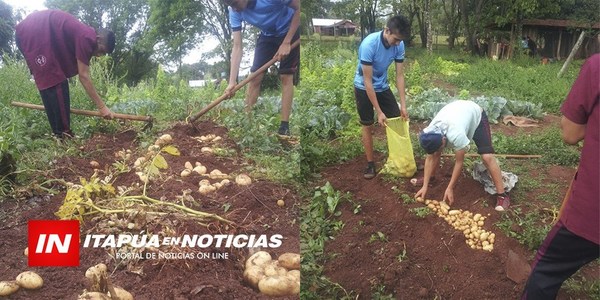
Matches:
[0,121,299,299]
[319,120,597,299]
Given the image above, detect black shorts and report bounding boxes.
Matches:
[251,31,300,75]
[473,111,495,154]
[354,87,400,126]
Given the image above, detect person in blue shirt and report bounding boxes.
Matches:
[223,0,300,136]
[354,15,411,179]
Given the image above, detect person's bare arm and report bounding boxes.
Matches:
[225,31,243,98]
[395,62,407,119]
[77,60,113,118]
[362,64,387,126]
[560,116,586,145]
[443,148,466,205]
[275,0,300,60]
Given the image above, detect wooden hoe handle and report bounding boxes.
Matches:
[188,39,301,123]
[11,101,153,122]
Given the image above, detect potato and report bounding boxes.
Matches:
[258,275,298,296]
[245,251,272,269]
[16,271,43,289]
[212,136,222,142]
[181,169,192,177]
[220,179,231,186]
[277,199,285,207]
[78,291,111,300]
[133,157,146,168]
[155,134,173,146]
[264,261,288,276]
[85,263,108,281]
[212,182,223,189]
[109,286,134,300]
[199,185,216,195]
[209,169,228,179]
[287,270,300,283]
[235,174,252,186]
[278,253,300,270]
[90,161,100,168]
[243,265,265,288]
[448,210,460,216]
[199,179,211,186]
[440,201,450,210]
[193,165,207,175]
[24,247,28,256]
[415,196,424,203]
[184,161,193,170]
[201,147,213,153]
[0,281,19,296]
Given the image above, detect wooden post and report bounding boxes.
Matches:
[558,31,586,78]
[556,29,563,60]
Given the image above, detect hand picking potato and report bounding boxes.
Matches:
[0,281,19,296]
[15,271,43,289]
[258,275,298,296]
[245,251,272,269]
[278,253,300,270]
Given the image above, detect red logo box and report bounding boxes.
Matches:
[28,220,80,267]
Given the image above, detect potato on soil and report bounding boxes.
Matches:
[286,270,300,282]
[258,275,298,296]
[245,251,272,269]
[0,281,19,296]
[201,147,213,153]
[263,261,288,276]
[278,253,300,270]
[155,134,173,146]
[193,165,207,175]
[243,265,265,288]
[16,271,43,289]
[85,263,108,280]
[181,169,192,177]
[277,199,285,207]
[235,174,252,186]
[24,247,28,256]
[78,291,111,300]
[109,286,134,300]
[184,161,193,170]
[90,160,100,168]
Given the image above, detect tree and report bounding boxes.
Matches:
[148,0,204,76]
[0,0,15,60]
[45,0,155,85]
[441,0,461,49]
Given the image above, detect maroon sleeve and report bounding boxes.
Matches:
[75,29,97,66]
[560,54,600,125]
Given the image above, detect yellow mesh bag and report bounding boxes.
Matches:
[381,117,417,178]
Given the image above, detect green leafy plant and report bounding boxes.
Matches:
[410,207,432,218]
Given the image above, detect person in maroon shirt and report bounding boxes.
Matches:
[522,53,599,299]
[15,9,115,139]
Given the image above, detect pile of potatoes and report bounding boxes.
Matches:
[78,263,133,300]
[243,251,300,296]
[132,134,176,183]
[0,271,44,296]
[417,198,495,252]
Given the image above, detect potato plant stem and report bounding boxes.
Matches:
[121,194,232,224]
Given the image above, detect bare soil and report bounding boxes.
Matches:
[320,117,598,299]
[0,121,299,300]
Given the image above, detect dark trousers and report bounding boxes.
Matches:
[39,80,72,138]
[522,220,599,299]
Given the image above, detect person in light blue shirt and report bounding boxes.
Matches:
[415,100,511,211]
[223,0,300,136]
[354,15,411,179]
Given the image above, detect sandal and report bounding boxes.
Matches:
[410,176,437,187]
